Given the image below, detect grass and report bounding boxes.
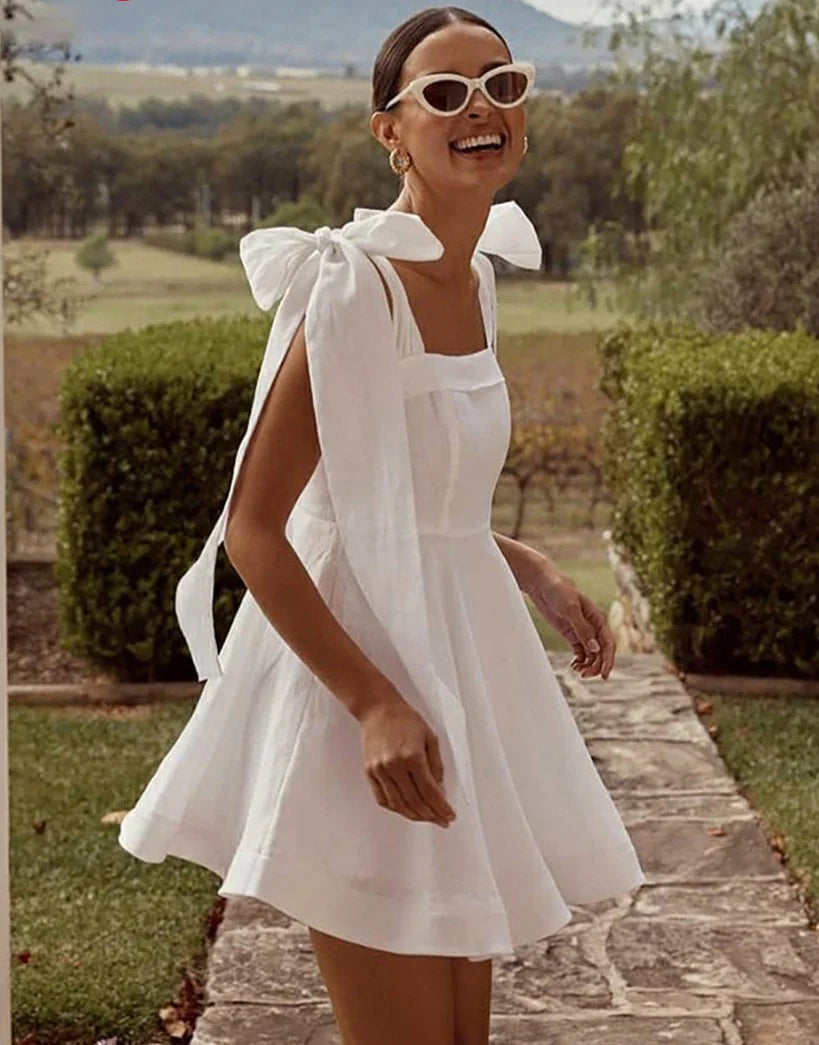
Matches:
[696,691,819,920]
[497,276,622,335]
[10,700,217,1043]
[4,238,254,337]
[4,237,622,338]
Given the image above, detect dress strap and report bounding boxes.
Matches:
[366,254,423,360]
[369,252,498,359]
[472,251,498,356]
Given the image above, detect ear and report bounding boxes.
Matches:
[370,110,402,152]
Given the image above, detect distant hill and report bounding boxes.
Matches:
[43,0,614,72]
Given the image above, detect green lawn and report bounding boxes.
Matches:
[5,238,255,336]
[4,236,623,338]
[497,276,622,335]
[698,691,819,921]
[10,700,218,1043]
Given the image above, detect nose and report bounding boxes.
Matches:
[465,85,494,117]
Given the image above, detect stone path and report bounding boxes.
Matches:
[190,651,819,1044]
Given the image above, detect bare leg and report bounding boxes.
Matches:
[308,926,456,1045]
[452,957,492,1045]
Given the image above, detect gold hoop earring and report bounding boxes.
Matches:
[389,148,412,176]
[523,135,529,155]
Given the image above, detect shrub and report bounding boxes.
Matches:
[599,320,819,677]
[55,315,270,681]
[192,226,239,261]
[142,229,196,256]
[257,195,332,232]
[142,227,241,261]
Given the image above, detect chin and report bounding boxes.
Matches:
[449,161,518,193]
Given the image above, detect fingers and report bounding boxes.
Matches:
[371,765,425,821]
[599,625,616,678]
[570,596,616,679]
[370,763,453,826]
[407,761,456,826]
[369,748,456,828]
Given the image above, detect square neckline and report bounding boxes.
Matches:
[378,254,494,361]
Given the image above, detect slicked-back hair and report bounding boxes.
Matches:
[371,6,512,114]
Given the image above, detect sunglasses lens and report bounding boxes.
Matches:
[486,68,529,105]
[422,79,468,113]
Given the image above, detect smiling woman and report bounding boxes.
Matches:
[117,7,645,1045]
[370,8,531,192]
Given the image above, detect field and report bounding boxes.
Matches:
[4,236,621,337]
[6,59,374,109]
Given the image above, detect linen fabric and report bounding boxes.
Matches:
[119,200,646,961]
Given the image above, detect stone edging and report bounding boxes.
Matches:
[603,528,657,655]
[8,681,202,706]
[603,529,819,698]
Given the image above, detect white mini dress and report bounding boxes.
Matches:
[119,207,646,962]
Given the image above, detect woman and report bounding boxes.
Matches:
[119,7,646,1044]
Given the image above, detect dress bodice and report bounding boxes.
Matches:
[297,251,511,537]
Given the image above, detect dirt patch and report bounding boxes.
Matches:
[7,561,104,685]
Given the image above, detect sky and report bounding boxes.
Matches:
[527,0,723,25]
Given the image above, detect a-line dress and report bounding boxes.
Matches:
[119,201,646,962]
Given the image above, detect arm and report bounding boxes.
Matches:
[491,529,561,595]
[225,313,457,826]
[224,317,401,723]
[492,528,616,680]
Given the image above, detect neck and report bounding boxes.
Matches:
[388,184,493,284]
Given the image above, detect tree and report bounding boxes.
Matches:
[578,0,819,318]
[1,0,85,327]
[301,112,398,224]
[2,246,86,330]
[75,231,116,283]
[693,145,819,336]
[502,87,644,277]
[213,102,319,227]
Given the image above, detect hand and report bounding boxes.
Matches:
[359,699,457,829]
[523,560,615,680]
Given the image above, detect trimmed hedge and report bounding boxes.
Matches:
[599,320,819,678]
[55,315,271,682]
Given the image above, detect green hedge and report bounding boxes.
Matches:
[55,315,271,682]
[599,320,819,678]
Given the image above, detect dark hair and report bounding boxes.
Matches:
[371,6,512,113]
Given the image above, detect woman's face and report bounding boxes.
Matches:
[372,21,528,196]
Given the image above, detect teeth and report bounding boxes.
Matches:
[452,132,503,152]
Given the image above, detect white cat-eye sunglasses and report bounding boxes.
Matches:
[383,60,536,117]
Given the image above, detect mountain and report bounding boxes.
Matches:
[40,0,613,71]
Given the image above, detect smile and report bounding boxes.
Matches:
[450,132,507,154]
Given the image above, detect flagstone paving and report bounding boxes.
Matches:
[190,651,818,1044]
